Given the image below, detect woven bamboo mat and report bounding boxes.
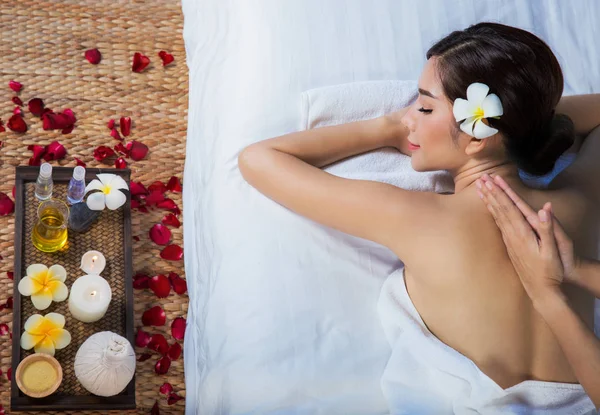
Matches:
[0,1,188,414]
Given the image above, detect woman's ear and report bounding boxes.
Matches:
[464,134,501,156]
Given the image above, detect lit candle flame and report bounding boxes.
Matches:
[91,290,97,296]
[92,255,98,262]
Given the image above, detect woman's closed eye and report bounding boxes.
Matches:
[418,107,433,114]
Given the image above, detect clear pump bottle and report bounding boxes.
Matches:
[35,163,53,201]
[67,166,86,205]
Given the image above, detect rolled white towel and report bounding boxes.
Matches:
[299,80,455,194]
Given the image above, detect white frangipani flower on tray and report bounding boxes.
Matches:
[85,173,129,211]
[453,82,503,139]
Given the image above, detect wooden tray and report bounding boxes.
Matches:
[10,167,136,412]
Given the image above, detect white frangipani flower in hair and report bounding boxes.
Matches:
[453,82,503,139]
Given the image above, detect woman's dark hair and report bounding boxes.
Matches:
[426,22,575,176]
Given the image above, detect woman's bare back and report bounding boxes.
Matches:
[394,181,598,389]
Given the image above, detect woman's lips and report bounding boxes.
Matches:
[408,142,421,151]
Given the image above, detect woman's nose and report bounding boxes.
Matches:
[400,111,415,132]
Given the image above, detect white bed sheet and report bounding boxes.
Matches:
[180,1,600,414]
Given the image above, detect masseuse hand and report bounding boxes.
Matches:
[475,174,578,304]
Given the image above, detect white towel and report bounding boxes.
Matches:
[299,80,455,194]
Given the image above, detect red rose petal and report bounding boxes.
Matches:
[0,193,15,216]
[149,274,171,298]
[150,224,171,246]
[130,181,148,197]
[167,342,182,360]
[85,48,102,64]
[148,181,167,194]
[7,115,27,133]
[93,145,116,162]
[6,367,11,380]
[115,157,127,169]
[169,272,187,295]
[148,333,170,355]
[62,125,74,135]
[138,206,149,214]
[28,144,46,166]
[0,403,4,415]
[63,108,76,124]
[132,52,151,73]
[133,236,140,241]
[0,324,9,335]
[159,382,173,395]
[158,51,175,66]
[157,199,180,215]
[13,107,23,116]
[42,111,74,131]
[145,190,165,207]
[12,96,23,106]
[6,271,13,280]
[111,128,122,141]
[5,297,12,309]
[166,176,182,193]
[171,317,186,340]
[167,393,183,405]
[156,198,174,209]
[138,353,153,362]
[142,305,166,326]
[151,401,160,415]
[161,244,183,261]
[114,142,128,156]
[0,121,5,132]
[74,157,87,167]
[155,355,171,375]
[27,98,45,117]
[120,116,131,137]
[135,327,152,347]
[12,186,15,199]
[9,80,22,92]
[133,273,150,289]
[162,214,181,228]
[128,140,149,161]
[107,118,115,129]
[43,141,67,161]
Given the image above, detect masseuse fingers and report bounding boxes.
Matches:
[487,175,541,229]
[480,177,531,238]
[545,202,574,261]
[537,208,561,259]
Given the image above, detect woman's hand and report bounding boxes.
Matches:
[476,174,572,305]
[382,108,411,154]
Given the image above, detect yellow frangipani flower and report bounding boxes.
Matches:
[18,264,69,310]
[21,313,71,356]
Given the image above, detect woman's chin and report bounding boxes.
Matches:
[410,157,427,172]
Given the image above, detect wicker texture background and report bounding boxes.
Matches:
[0,1,189,414]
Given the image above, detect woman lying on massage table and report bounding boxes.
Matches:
[477,173,600,408]
[239,22,600,408]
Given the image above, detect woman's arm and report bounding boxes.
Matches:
[477,175,600,408]
[238,116,440,257]
[556,93,600,136]
[535,289,600,409]
[568,257,600,299]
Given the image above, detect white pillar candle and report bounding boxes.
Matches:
[68,275,112,323]
[80,251,106,275]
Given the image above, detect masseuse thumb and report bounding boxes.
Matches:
[538,209,558,256]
